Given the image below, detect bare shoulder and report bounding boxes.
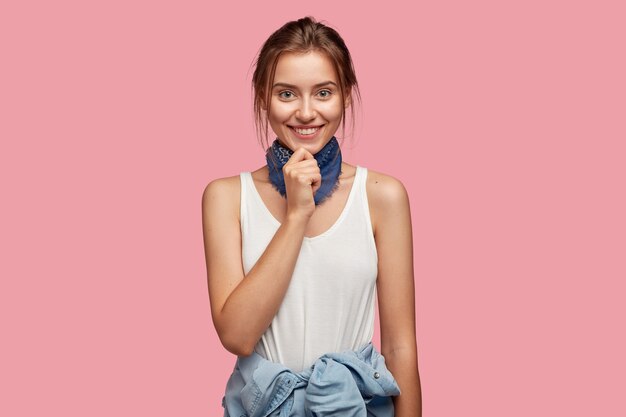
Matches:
[364,168,411,235]
[202,173,241,197]
[365,168,409,202]
[201,174,242,220]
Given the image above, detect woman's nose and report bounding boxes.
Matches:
[296,98,316,121]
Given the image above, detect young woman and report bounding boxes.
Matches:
[202,16,422,416]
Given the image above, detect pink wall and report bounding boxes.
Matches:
[1,0,624,416]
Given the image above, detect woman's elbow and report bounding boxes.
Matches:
[222,339,254,357]
[216,326,256,356]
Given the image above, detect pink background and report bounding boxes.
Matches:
[2,0,624,416]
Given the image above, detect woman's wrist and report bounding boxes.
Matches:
[285,210,312,225]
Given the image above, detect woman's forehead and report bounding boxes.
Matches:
[272,51,339,86]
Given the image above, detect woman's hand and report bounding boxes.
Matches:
[282,147,321,220]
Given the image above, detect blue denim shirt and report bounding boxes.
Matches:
[222,341,400,417]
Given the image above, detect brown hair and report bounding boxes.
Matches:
[250,16,362,151]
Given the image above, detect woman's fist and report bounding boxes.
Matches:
[282,147,321,219]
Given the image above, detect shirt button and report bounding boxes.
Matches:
[373,372,380,379]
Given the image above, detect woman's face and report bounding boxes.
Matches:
[267,50,348,155]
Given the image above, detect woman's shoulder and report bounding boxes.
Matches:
[203,172,241,195]
[363,167,409,205]
[362,167,410,234]
[202,165,269,207]
[201,173,243,215]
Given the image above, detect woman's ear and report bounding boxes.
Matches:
[344,90,352,108]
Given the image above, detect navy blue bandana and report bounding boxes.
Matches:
[265,136,342,206]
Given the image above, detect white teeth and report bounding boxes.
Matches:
[293,127,320,135]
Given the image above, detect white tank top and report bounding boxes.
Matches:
[239,165,378,372]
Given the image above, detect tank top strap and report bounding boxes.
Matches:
[240,171,266,234]
[354,165,377,258]
[239,171,249,231]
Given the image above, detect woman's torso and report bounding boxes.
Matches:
[239,163,379,372]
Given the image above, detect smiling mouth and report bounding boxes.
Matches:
[289,125,324,135]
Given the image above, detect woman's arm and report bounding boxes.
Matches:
[201,176,309,356]
[202,149,320,356]
[369,172,422,417]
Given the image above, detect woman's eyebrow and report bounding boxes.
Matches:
[272,81,338,89]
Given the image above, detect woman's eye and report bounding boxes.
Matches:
[318,89,332,98]
[279,91,294,99]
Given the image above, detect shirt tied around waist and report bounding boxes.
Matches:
[222,341,400,417]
